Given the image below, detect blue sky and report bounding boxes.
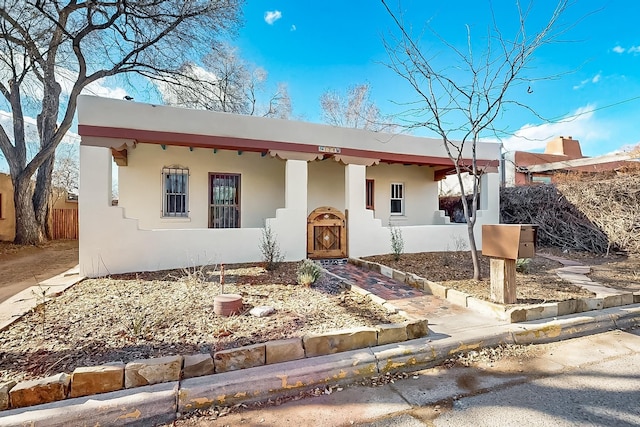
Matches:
[229,0,640,156]
[2,0,639,175]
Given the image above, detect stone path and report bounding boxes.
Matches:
[539,253,624,297]
[323,262,479,324]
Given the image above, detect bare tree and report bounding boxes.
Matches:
[381,0,570,279]
[0,0,242,244]
[51,145,78,201]
[158,44,292,119]
[320,83,395,132]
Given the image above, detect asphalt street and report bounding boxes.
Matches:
[180,329,640,427]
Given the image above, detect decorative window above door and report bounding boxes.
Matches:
[210,173,240,228]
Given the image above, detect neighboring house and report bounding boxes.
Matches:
[503,136,635,186]
[0,173,78,241]
[77,95,501,277]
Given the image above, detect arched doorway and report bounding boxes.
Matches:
[307,206,347,258]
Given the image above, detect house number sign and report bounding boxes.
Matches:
[318,146,342,154]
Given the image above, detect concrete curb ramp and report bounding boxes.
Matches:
[2,304,638,427]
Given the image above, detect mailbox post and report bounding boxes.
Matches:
[482,224,537,304]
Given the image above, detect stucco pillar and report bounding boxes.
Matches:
[480,172,500,223]
[285,159,308,212]
[344,164,366,213]
[79,145,114,276]
[265,158,308,261]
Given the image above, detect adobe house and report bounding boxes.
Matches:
[0,173,78,241]
[77,96,501,276]
[503,136,633,186]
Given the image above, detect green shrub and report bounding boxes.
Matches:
[390,224,404,261]
[260,225,284,271]
[297,259,322,287]
[515,258,531,274]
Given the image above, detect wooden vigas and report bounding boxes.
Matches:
[307,206,347,258]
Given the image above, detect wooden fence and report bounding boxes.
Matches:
[52,208,78,240]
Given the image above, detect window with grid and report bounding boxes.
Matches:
[390,183,404,215]
[162,167,189,217]
[210,173,240,228]
[365,179,375,210]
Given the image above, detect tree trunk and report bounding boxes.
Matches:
[467,220,481,280]
[13,175,44,245]
[34,154,55,239]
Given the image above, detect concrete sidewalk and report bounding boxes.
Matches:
[0,265,84,332]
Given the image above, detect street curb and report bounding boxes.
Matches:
[0,382,178,427]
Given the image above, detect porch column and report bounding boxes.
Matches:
[285,159,308,212]
[265,157,309,261]
[344,163,368,258]
[344,163,366,213]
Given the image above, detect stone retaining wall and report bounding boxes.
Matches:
[0,320,428,411]
[349,258,640,323]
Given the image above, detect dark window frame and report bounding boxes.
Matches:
[162,167,189,217]
[365,179,375,210]
[209,173,241,229]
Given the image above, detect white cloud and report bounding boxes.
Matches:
[612,45,640,54]
[290,24,297,31]
[573,73,601,90]
[264,10,282,25]
[499,105,604,152]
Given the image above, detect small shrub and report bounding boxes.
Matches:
[31,284,51,340]
[389,224,405,261]
[297,259,322,287]
[260,225,284,271]
[515,258,531,274]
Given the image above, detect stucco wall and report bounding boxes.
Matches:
[307,160,346,213]
[119,145,285,229]
[365,163,438,226]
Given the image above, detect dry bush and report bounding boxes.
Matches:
[501,170,640,254]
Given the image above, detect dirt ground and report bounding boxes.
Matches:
[0,240,78,303]
[364,249,640,305]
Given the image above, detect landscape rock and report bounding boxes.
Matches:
[214,343,265,373]
[9,373,70,408]
[250,306,276,317]
[70,363,124,397]
[0,380,16,410]
[377,323,408,345]
[183,354,215,379]
[405,318,429,339]
[265,338,305,364]
[125,355,182,388]
[303,327,378,357]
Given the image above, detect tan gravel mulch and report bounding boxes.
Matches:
[0,262,405,383]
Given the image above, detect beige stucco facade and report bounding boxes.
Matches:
[78,96,502,276]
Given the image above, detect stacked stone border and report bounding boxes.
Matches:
[348,257,640,323]
[0,318,428,412]
[1,304,638,426]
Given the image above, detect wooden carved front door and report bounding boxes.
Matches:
[307,206,347,258]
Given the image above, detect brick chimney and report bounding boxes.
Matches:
[543,136,583,159]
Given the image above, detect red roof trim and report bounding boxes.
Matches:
[79,125,497,168]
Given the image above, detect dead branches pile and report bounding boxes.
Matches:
[501,172,640,254]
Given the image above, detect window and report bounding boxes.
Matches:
[162,167,189,217]
[365,179,375,210]
[210,173,240,228]
[390,183,404,215]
